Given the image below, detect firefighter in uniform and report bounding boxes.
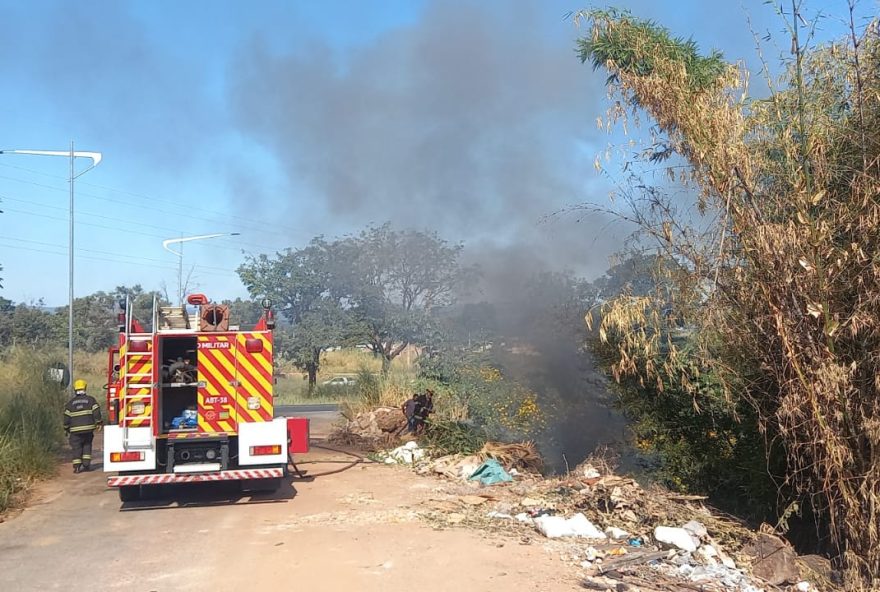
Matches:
[63,379,102,473]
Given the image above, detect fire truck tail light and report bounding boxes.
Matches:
[250,445,282,456]
[110,452,144,462]
[245,338,263,353]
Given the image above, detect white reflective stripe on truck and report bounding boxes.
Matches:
[107,467,284,487]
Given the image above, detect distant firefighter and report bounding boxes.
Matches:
[401,393,419,434]
[413,390,434,434]
[63,379,102,473]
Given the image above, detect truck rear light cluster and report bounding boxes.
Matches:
[250,445,282,456]
[110,452,145,462]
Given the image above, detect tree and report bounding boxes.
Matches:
[238,225,475,382]
[341,224,475,374]
[222,298,265,329]
[55,285,166,352]
[0,299,62,349]
[578,7,880,585]
[237,238,352,388]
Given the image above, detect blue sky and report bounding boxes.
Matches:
[0,0,869,305]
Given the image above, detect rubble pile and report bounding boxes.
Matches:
[334,409,831,591]
[410,456,829,591]
[329,407,407,448]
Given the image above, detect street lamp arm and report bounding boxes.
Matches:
[162,232,241,256]
[0,149,102,178]
[0,143,101,392]
[0,148,102,166]
[162,232,240,305]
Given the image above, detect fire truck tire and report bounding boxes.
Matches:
[118,485,141,502]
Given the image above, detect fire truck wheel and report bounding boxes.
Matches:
[118,485,141,502]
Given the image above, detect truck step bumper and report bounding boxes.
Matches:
[107,467,284,487]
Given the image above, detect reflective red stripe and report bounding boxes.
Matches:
[107,467,284,487]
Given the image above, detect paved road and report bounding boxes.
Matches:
[275,403,339,415]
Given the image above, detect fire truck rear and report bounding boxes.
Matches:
[103,294,298,502]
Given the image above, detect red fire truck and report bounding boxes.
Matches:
[103,294,304,502]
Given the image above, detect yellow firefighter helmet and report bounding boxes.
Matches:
[73,379,87,392]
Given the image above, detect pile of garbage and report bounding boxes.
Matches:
[412,456,830,591]
[375,441,427,465]
[333,408,831,590]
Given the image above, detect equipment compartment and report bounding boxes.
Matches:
[157,335,199,433]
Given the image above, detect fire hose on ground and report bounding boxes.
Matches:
[287,443,371,479]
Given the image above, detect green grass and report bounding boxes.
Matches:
[0,349,67,512]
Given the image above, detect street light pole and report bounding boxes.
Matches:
[162,233,240,305]
[0,144,102,391]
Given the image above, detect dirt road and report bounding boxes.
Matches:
[0,413,578,591]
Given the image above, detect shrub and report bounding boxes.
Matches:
[422,420,487,456]
[0,348,66,512]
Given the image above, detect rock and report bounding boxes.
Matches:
[344,407,407,439]
[605,526,630,540]
[682,520,708,540]
[654,526,699,553]
[374,406,407,432]
[798,554,833,581]
[694,544,719,565]
[743,533,800,586]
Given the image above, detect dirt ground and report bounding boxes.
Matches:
[0,413,580,592]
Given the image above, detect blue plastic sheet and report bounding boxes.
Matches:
[468,458,513,485]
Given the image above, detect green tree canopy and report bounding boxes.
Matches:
[238,237,353,387]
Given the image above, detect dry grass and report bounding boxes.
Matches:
[478,441,543,473]
[579,9,880,588]
[0,348,66,513]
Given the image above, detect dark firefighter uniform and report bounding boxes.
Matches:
[63,380,102,473]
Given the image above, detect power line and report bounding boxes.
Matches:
[0,193,277,253]
[0,183,288,254]
[0,164,314,243]
[1,201,281,259]
[0,239,241,278]
[1,235,240,275]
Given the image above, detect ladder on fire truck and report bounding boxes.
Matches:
[120,295,158,450]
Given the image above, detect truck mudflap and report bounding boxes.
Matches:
[107,466,285,488]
